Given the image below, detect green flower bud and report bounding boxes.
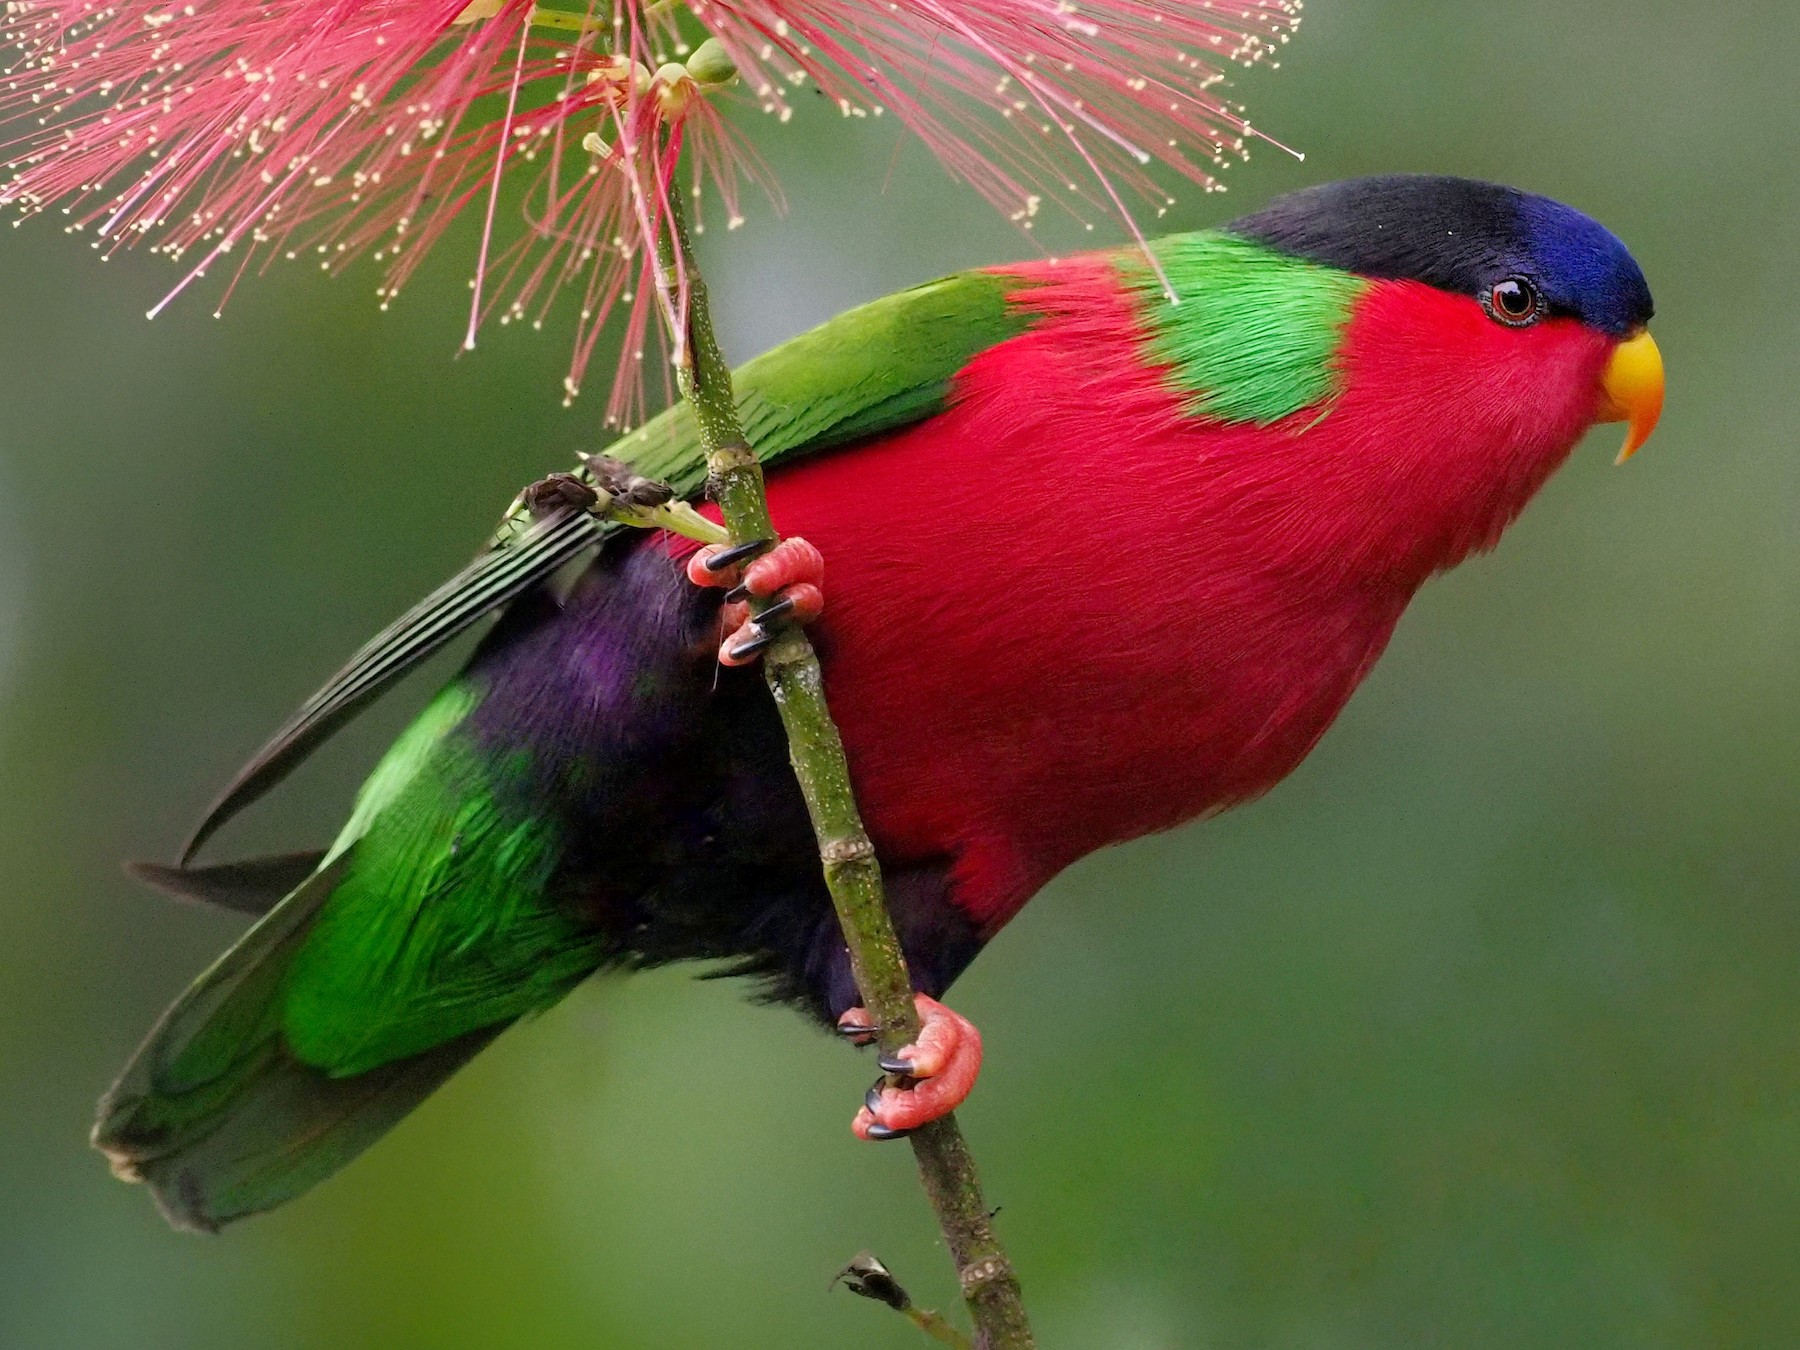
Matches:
[686,37,738,87]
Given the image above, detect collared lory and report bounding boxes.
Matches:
[98,174,1664,1230]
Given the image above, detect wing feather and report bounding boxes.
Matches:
[183,268,1035,858]
[180,507,604,862]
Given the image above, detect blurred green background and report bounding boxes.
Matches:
[2,1,1796,1345]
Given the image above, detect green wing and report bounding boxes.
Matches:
[275,680,599,1075]
[180,269,1033,862]
[613,267,1032,489]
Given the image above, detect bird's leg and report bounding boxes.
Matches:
[840,994,983,1142]
[686,537,825,665]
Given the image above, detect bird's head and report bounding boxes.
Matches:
[1228,174,1663,462]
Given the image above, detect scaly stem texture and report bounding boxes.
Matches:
[655,190,1033,1350]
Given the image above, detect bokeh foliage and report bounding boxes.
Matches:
[2,1,1796,1345]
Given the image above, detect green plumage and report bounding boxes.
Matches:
[94,263,1047,1231]
[615,266,1037,488]
[98,238,1365,1230]
[97,683,545,1229]
[278,684,589,1076]
[1123,232,1366,425]
[274,269,1039,1076]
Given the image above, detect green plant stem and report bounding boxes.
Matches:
[653,180,1033,1350]
[907,1305,977,1349]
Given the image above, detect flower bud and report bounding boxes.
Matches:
[685,37,738,87]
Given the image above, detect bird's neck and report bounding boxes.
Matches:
[1000,258,1613,600]
[1301,279,1616,590]
[1008,250,1612,597]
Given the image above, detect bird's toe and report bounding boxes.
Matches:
[850,993,983,1140]
[700,537,826,666]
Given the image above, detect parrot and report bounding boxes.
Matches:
[95,174,1665,1231]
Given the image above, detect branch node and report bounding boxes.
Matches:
[835,1253,975,1350]
[521,472,599,517]
[959,1256,1016,1299]
[820,838,877,865]
[706,441,757,474]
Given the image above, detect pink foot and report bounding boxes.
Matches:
[840,994,984,1141]
[686,537,825,666]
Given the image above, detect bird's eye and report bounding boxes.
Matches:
[1486,277,1541,327]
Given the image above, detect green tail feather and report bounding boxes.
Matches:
[93,856,506,1231]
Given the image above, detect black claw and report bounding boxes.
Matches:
[755,595,798,627]
[727,629,776,662]
[702,539,774,573]
[865,1077,888,1115]
[722,582,751,605]
[864,1123,913,1142]
[877,1054,918,1077]
[839,1022,878,1045]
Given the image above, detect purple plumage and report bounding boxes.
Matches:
[463,534,980,1019]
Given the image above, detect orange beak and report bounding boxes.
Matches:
[1598,329,1665,463]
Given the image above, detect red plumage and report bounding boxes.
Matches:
[751,259,1616,932]
[99,178,1663,1223]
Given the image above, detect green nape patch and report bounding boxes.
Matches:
[1121,231,1367,427]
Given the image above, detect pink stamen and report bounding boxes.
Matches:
[0,0,1301,409]
[465,13,532,352]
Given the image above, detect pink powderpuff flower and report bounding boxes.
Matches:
[0,0,1301,422]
